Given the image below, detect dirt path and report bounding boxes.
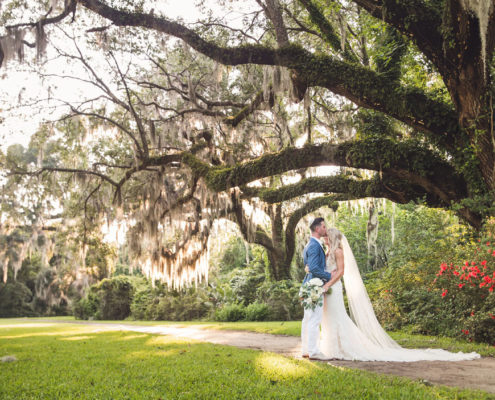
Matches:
[23,321,495,394]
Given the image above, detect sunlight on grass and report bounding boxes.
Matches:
[0,325,94,339]
[0,323,492,399]
[145,335,197,347]
[1,331,73,339]
[125,349,180,360]
[59,335,94,341]
[254,352,314,381]
[117,334,148,341]
[0,323,58,329]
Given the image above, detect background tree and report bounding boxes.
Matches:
[1,0,494,284]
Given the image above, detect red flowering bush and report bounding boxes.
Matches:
[434,232,495,343]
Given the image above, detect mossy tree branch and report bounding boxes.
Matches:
[241,175,414,205]
[177,138,466,204]
[76,0,462,149]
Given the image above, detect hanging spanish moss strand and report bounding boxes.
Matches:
[2,257,9,284]
[262,65,271,103]
[35,22,48,61]
[460,0,494,77]
[0,28,26,65]
[366,199,379,271]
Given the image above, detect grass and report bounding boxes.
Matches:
[6,317,495,357]
[0,322,493,399]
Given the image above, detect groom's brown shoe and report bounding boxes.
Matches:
[302,354,309,358]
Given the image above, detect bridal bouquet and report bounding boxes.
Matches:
[299,278,331,310]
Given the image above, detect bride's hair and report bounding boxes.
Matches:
[326,227,343,265]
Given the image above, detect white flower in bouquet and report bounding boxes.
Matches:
[299,277,331,310]
[308,278,323,286]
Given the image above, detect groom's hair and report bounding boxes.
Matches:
[310,217,325,232]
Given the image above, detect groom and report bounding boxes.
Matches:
[301,217,332,361]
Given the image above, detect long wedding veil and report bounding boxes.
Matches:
[341,234,401,349]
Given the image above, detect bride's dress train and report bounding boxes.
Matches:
[319,236,480,362]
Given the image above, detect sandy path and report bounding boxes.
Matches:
[19,321,495,394]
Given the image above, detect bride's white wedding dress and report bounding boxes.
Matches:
[319,235,480,362]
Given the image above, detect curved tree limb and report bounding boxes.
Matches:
[75,0,461,147]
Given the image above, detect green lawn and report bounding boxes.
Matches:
[0,321,493,399]
[5,317,495,357]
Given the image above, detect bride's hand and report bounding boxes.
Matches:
[304,265,310,273]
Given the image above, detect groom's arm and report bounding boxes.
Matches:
[306,245,331,282]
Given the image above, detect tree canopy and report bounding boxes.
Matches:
[1,0,494,285]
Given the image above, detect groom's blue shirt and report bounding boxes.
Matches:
[303,237,331,284]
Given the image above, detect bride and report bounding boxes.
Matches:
[307,227,480,362]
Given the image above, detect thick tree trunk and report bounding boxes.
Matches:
[447,63,494,190]
[265,248,291,280]
[442,1,495,191]
[267,204,291,280]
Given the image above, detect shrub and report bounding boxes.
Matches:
[74,275,135,320]
[217,236,249,273]
[130,285,213,321]
[229,267,265,306]
[433,236,495,343]
[73,290,99,320]
[0,282,34,317]
[214,303,246,322]
[97,276,134,320]
[257,280,303,320]
[130,287,154,320]
[245,302,270,321]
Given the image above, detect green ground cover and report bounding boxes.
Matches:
[0,321,493,399]
[5,318,493,357]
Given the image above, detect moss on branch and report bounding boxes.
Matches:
[178,137,467,205]
[79,0,460,147]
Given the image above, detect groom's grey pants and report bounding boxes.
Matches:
[301,303,323,356]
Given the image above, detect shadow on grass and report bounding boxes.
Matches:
[0,324,491,400]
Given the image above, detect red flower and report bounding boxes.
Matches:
[453,271,460,276]
[489,286,494,292]
[458,283,464,288]
[470,311,475,316]
[441,289,448,297]
[481,260,487,267]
